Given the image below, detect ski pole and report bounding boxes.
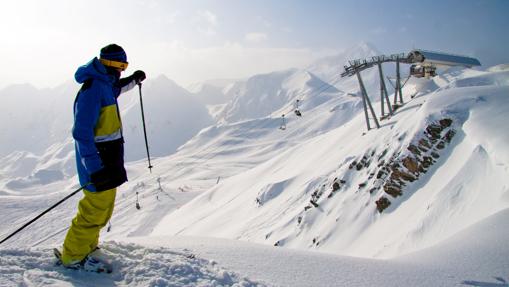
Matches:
[138,83,153,173]
[0,183,89,246]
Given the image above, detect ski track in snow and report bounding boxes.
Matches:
[0,242,266,287]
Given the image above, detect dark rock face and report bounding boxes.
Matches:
[300,119,456,216]
[402,156,419,173]
[383,183,402,197]
[376,197,391,212]
[375,118,456,212]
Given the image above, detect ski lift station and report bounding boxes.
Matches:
[341,49,481,131]
[407,49,481,78]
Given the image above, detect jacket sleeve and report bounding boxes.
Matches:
[72,84,103,174]
[116,75,137,96]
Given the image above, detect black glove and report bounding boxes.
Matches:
[90,167,117,192]
[132,70,146,84]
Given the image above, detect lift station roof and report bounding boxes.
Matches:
[407,49,481,67]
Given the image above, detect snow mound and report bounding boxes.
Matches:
[0,241,265,287]
[395,208,509,286]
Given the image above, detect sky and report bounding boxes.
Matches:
[0,0,508,90]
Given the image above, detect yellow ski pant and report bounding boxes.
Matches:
[61,188,116,265]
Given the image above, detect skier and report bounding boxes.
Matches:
[57,44,146,272]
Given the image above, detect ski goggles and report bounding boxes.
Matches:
[100,58,129,71]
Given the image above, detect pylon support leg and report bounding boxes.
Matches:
[356,70,380,130]
[378,63,393,116]
[394,58,404,106]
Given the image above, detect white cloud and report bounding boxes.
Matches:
[281,27,293,33]
[245,32,268,43]
[156,10,179,25]
[257,16,272,28]
[194,10,218,36]
[140,41,319,87]
[196,10,217,26]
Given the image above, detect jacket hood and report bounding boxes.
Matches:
[75,57,115,84]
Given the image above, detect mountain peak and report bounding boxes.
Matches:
[306,42,380,83]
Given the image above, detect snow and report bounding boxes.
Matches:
[150,68,509,260]
[0,242,265,286]
[0,43,508,286]
[120,75,215,162]
[2,209,508,286]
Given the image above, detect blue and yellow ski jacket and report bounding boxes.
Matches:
[73,58,135,191]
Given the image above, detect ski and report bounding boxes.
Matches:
[53,248,113,274]
[53,248,63,266]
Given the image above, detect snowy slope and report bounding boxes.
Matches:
[120,75,214,161]
[1,208,508,286]
[152,68,509,259]
[0,48,508,286]
[0,82,75,159]
[0,64,358,247]
[187,80,236,106]
[216,69,342,123]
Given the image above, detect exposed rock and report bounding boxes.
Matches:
[418,145,429,153]
[376,197,391,212]
[378,149,388,161]
[421,156,434,169]
[402,156,419,174]
[439,118,452,128]
[436,140,446,150]
[419,138,431,149]
[443,129,456,143]
[374,118,455,212]
[384,183,402,197]
[408,144,421,156]
[426,124,443,139]
[391,168,416,182]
